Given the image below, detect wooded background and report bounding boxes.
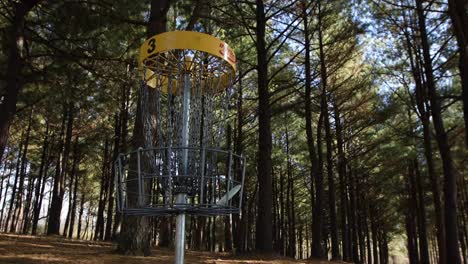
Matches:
[0,0,466,263]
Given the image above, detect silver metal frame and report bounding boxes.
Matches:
[120,45,242,264]
[115,147,245,215]
[115,146,246,264]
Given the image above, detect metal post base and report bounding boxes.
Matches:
[174,194,186,264]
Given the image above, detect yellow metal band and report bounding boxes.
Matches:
[139,31,236,72]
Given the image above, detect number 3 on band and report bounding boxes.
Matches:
[147,38,156,53]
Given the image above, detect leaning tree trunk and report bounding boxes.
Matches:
[415,0,462,262]
[405,24,447,261]
[0,0,41,165]
[447,0,468,146]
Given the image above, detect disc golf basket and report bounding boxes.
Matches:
[115,31,245,264]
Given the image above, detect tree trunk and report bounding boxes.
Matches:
[415,1,462,262]
[311,1,327,258]
[48,102,74,235]
[334,99,350,261]
[254,0,273,253]
[279,169,285,255]
[63,136,79,236]
[405,165,419,264]
[365,205,372,264]
[31,120,50,235]
[0,153,9,207]
[371,214,379,264]
[0,159,15,229]
[356,176,366,263]
[349,169,359,263]
[358,215,366,264]
[233,69,245,253]
[77,190,86,239]
[459,174,468,264]
[273,170,278,251]
[302,3,321,258]
[68,137,80,238]
[10,109,33,233]
[403,12,447,261]
[95,137,110,240]
[105,114,121,240]
[324,97,339,259]
[21,172,35,234]
[117,0,170,255]
[0,0,41,164]
[286,128,296,258]
[224,125,233,251]
[113,83,130,239]
[381,233,389,264]
[83,203,92,240]
[447,0,468,146]
[4,130,25,232]
[210,216,215,252]
[414,160,430,264]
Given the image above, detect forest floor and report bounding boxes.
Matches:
[0,233,345,264]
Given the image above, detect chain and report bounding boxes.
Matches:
[138,50,236,200]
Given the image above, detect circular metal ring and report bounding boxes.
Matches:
[138,31,236,93]
[139,31,236,71]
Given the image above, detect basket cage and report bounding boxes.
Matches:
[115,147,245,216]
[115,46,245,216]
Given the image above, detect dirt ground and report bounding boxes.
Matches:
[0,233,344,264]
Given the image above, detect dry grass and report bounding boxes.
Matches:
[0,233,342,264]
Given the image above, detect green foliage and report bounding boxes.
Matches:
[0,0,466,261]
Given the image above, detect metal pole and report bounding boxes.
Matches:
[226,150,233,206]
[200,147,206,205]
[175,73,191,264]
[239,155,246,214]
[174,194,186,264]
[137,147,143,206]
[166,76,173,203]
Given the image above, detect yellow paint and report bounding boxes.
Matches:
[139,31,236,71]
[138,31,236,94]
